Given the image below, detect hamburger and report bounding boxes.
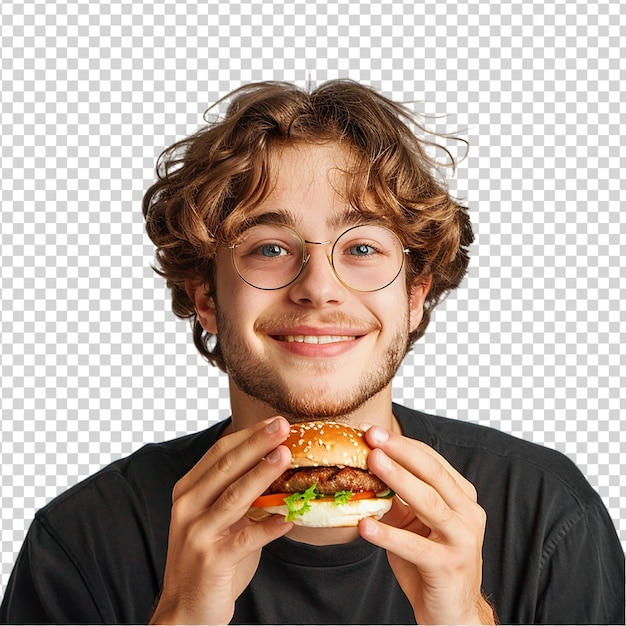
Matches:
[247,421,394,527]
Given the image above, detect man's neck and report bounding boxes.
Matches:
[285,524,362,545]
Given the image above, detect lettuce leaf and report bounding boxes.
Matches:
[333,490,353,506]
[283,484,320,522]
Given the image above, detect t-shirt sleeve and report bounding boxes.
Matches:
[535,497,625,625]
[1,518,103,624]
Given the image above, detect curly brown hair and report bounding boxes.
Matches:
[143,80,473,371]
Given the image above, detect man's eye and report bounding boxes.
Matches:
[257,243,287,257]
[349,243,376,256]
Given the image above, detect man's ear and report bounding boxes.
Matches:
[408,275,432,333]
[186,281,217,334]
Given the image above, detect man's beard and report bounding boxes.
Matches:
[214,306,410,422]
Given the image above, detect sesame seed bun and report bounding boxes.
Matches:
[285,421,370,469]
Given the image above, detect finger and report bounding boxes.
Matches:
[207,443,293,529]
[229,514,294,557]
[174,416,291,503]
[172,443,293,539]
[364,425,477,507]
[185,513,294,582]
[368,449,484,540]
[359,515,442,568]
[360,512,485,590]
[363,424,476,500]
[368,449,455,529]
[381,496,431,538]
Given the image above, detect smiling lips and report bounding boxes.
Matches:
[259,318,376,351]
[275,334,357,344]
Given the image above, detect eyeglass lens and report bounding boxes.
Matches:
[230,224,406,291]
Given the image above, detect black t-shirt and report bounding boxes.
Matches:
[1,404,624,624]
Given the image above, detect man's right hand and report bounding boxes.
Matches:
[149,417,293,624]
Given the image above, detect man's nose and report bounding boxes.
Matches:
[286,242,346,306]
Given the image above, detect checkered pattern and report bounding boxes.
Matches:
[1,0,624,594]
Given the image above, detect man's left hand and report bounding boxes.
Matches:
[359,425,497,625]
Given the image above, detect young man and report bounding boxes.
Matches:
[1,81,623,624]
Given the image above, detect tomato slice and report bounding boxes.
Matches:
[250,493,292,508]
[250,490,377,508]
[341,490,376,501]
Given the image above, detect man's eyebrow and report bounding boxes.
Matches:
[244,209,298,228]
[246,208,373,230]
[325,208,373,230]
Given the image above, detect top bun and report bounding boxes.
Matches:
[285,421,371,470]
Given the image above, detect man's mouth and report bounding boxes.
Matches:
[275,335,358,344]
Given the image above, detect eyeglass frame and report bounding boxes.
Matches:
[226,222,411,292]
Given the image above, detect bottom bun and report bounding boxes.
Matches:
[246,497,392,528]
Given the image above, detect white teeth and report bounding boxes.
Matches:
[280,335,356,344]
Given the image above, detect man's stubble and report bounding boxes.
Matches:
[214,304,411,422]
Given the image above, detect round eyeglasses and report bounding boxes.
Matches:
[228,223,410,292]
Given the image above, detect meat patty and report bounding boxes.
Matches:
[267,466,388,495]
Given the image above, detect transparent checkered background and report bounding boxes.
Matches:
[1,0,624,595]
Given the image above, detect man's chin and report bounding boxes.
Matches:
[230,372,384,421]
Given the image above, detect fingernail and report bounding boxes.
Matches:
[361,516,379,535]
[374,449,392,469]
[266,448,282,464]
[265,418,282,434]
[370,426,390,445]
